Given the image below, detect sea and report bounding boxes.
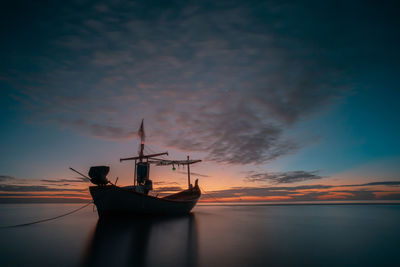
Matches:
[0,203,399,267]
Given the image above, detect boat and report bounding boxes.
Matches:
[72,120,202,216]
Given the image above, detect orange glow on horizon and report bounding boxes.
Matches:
[1,171,400,203]
[199,196,293,202]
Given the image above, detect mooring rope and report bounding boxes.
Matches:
[0,201,93,228]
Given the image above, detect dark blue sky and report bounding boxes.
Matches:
[1,0,399,201]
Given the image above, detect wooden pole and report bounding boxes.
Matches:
[147,158,150,181]
[69,167,91,182]
[134,159,137,186]
[187,155,191,189]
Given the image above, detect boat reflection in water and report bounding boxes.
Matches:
[82,214,198,267]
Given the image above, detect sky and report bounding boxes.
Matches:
[1,0,400,202]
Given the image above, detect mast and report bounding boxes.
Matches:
[120,119,167,193]
[138,119,145,162]
[134,159,137,186]
[120,119,201,192]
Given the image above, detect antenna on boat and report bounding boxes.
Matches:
[138,118,145,161]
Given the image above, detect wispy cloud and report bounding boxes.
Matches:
[357,181,400,187]
[0,175,15,182]
[40,178,88,183]
[0,193,89,197]
[0,184,87,192]
[0,175,90,202]
[3,0,349,165]
[202,180,400,201]
[245,170,323,184]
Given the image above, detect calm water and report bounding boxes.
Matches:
[0,204,399,267]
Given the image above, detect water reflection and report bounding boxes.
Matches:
[82,214,198,267]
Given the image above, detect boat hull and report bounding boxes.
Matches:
[89,185,200,216]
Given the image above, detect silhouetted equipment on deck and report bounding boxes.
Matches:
[137,162,149,184]
[144,179,153,191]
[136,162,152,193]
[88,166,110,185]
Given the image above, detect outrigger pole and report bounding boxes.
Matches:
[69,167,91,182]
[120,152,169,162]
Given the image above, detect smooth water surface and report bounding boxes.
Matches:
[0,204,399,267]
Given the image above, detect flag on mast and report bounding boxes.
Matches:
[138,119,145,144]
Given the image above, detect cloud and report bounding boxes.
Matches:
[0,198,90,204]
[2,0,350,165]
[205,184,329,198]
[202,180,400,201]
[0,184,87,192]
[245,170,323,184]
[379,193,400,200]
[40,178,88,183]
[330,190,376,200]
[0,175,15,182]
[0,193,88,197]
[0,175,88,191]
[358,181,400,187]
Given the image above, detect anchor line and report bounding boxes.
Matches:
[0,201,93,228]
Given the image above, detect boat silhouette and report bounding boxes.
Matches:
[72,120,201,216]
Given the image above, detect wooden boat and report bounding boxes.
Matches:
[89,183,200,216]
[74,120,202,216]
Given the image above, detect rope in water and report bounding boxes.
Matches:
[1,184,231,228]
[0,201,93,228]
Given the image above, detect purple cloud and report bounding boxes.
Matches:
[3,1,349,164]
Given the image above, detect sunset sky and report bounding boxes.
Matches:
[1,0,399,202]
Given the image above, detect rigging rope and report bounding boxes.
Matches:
[199,186,224,204]
[0,201,93,228]
[199,185,243,203]
[144,144,168,160]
